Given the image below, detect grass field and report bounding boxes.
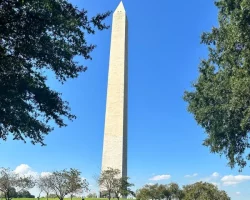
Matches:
[3,198,109,200]
[9,198,127,200]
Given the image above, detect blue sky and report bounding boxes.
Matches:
[1,0,250,199]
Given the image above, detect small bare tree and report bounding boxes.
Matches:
[37,175,52,200]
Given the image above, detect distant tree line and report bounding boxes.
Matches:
[86,193,97,198]
[136,182,230,200]
[0,168,89,200]
[97,168,231,200]
[0,167,232,200]
[0,188,35,198]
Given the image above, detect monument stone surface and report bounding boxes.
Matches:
[101,1,128,178]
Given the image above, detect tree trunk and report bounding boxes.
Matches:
[108,191,111,200]
[70,194,73,200]
[5,190,9,200]
[4,192,8,200]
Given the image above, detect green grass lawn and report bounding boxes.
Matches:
[9,198,128,200]
[10,199,103,200]
[10,198,124,200]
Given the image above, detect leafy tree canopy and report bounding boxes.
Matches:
[86,192,97,198]
[17,189,35,198]
[98,168,120,200]
[184,0,250,170]
[0,0,110,145]
[49,168,88,200]
[113,177,135,200]
[136,183,183,200]
[98,168,134,200]
[183,182,230,200]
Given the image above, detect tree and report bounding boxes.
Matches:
[37,174,52,200]
[167,183,184,200]
[98,168,134,200]
[48,194,57,198]
[49,169,88,200]
[65,169,89,200]
[0,168,35,200]
[86,192,97,198]
[144,184,161,200]
[136,183,183,200]
[136,187,149,200]
[98,168,120,200]
[7,187,17,198]
[17,189,35,198]
[184,0,250,170]
[136,184,163,200]
[158,185,170,200]
[183,182,230,200]
[0,0,110,145]
[113,177,135,200]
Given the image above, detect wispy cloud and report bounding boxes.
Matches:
[212,172,219,177]
[221,175,250,186]
[236,192,241,195]
[184,173,198,178]
[149,174,171,181]
[194,172,221,187]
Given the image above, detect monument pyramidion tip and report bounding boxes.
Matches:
[115,1,126,13]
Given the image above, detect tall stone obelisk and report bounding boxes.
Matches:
[102,1,128,178]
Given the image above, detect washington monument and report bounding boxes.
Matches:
[101,1,128,178]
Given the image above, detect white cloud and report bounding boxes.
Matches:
[193,172,221,188]
[236,192,241,195]
[149,174,171,181]
[203,172,220,181]
[212,172,219,177]
[221,175,250,186]
[14,164,30,174]
[14,164,38,178]
[13,165,56,197]
[41,172,52,177]
[184,173,198,178]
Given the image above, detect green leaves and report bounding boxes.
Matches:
[136,183,184,200]
[136,182,230,200]
[0,0,110,145]
[183,182,230,200]
[98,168,134,200]
[184,0,250,170]
[49,168,88,200]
